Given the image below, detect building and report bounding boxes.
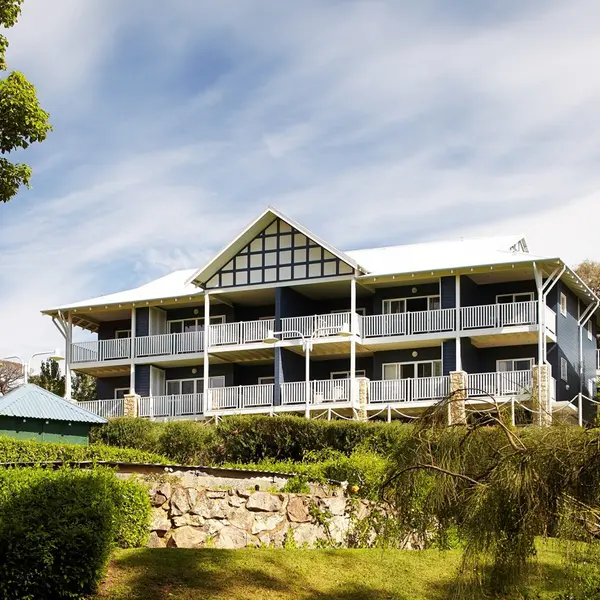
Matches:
[42,208,599,423]
[0,384,107,444]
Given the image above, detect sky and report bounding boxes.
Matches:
[1,0,600,362]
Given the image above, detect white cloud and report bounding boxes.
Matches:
[2,0,600,363]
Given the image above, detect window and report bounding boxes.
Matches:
[115,330,131,339]
[166,376,225,396]
[497,358,534,372]
[496,293,534,304]
[587,319,593,341]
[330,370,367,379]
[382,296,440,314]
[168,315,225,334]
[560,293,567,317]
[588,378,596,397]
[258,376,275,385]
[560,358,568,382]
[114,387,129,399]
[382,361,442,380]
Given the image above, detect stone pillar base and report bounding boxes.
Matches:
[355,377,369,421]
[124,393,140,418]
[531,365,552,427]
[448,371,467,425]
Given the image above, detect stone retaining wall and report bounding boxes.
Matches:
[147,480,377,550]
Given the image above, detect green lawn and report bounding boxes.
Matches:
[94,545,573,600]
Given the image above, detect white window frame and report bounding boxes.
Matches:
[330,370,367,379]
[588,378,596,397]
[115,329,131,339]
[496,292,534,304]
[382,360,442,380]
[560,293,567,317]
[496,358,534,373]
[114,387,129,399]
[166,375,225,396]
[382,295,440,315]
[258,376,275,385]
[587,319,593,341]
[167,315,225,333]
[560,358,568,382]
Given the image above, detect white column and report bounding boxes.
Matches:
[533,263,544,366]
[130,307,136,394]
[455,275,462,371]
[350,277,357,404]
[304,339,311,419]
[203,293,210,411]
[65,312,72,401]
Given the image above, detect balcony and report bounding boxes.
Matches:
[70,303,556,367]
[139,393,203,418]
[467,370,532,398]
[280,379,353,406]
[369,376,450,404]
[78,398,125,418]
[362,309,455,339]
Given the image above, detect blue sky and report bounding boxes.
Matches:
[1,0,600,359]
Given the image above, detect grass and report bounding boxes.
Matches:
[94,544,573,600]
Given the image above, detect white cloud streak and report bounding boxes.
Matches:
[2,0,600,360]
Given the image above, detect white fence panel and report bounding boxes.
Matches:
[79,399,124,418]
[467,370,532,397]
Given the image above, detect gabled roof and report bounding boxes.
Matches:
[187,207,364,286]
[346,235,534,276]
[42,269,200,315]
[0,384,107,424]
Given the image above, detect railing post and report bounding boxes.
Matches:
[123,393,139,418]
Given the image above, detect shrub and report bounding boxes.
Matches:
[108,476,151,548]
[0,467,149,599]
[90,417,159,450]
[0,435,168,464]
[282,474,311,494]
[156,420,217,465]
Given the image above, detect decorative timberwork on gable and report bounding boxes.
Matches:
[204,218,354,289]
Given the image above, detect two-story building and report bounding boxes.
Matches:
[42,207,600,424]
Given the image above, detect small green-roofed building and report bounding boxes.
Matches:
[0,384,107,445]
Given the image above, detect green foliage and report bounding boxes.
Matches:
[0,466,149,599]
[384,422,600,595]
[108,476,151,549]
[0,435,168,464]
[72,372,97,403]
[282,474,311,494]
[29,358,65,396]
[155,420,217,465]
[90,417,160,451]
[0,1,52,203]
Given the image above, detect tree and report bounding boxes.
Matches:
[72,372,97,403]
[0,360,23,394]
[29,358,65,397]
[575,259,600,296]
[0,0,52,203]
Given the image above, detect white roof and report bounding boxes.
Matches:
[44,269,200,312]
[346,235,545,276]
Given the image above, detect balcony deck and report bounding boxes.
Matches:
[83,370,546,420]
[70,302,557,370]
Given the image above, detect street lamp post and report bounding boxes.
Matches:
[264,323,352,419]
[0,349,64,384]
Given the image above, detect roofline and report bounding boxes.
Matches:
[186,206,366,287]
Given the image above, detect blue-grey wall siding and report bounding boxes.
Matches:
[135,365,151,397]
[136,307,149,337]
[440,277,456,309]
[98,320,131,341]
[442,339,456,375]
[97,376,130,400]
[372,347,442,380]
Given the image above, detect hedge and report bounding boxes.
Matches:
[0,467,150,599]
[0,435,168,464]
[91,416,413,465]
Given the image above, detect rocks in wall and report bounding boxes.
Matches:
[147,480,378,550]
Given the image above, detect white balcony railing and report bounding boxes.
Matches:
[369,376,450,404]
[71,339,131,363]
[361,308,455,338]
[135,331,204,358]
[138,393,203,418]
[78,398,124,418]
[209,319,275,347]
[280,312,353,340]
[208,384,274,411]
[280,379,353,405]
[467,370,532,398]
[460,301,537,330]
